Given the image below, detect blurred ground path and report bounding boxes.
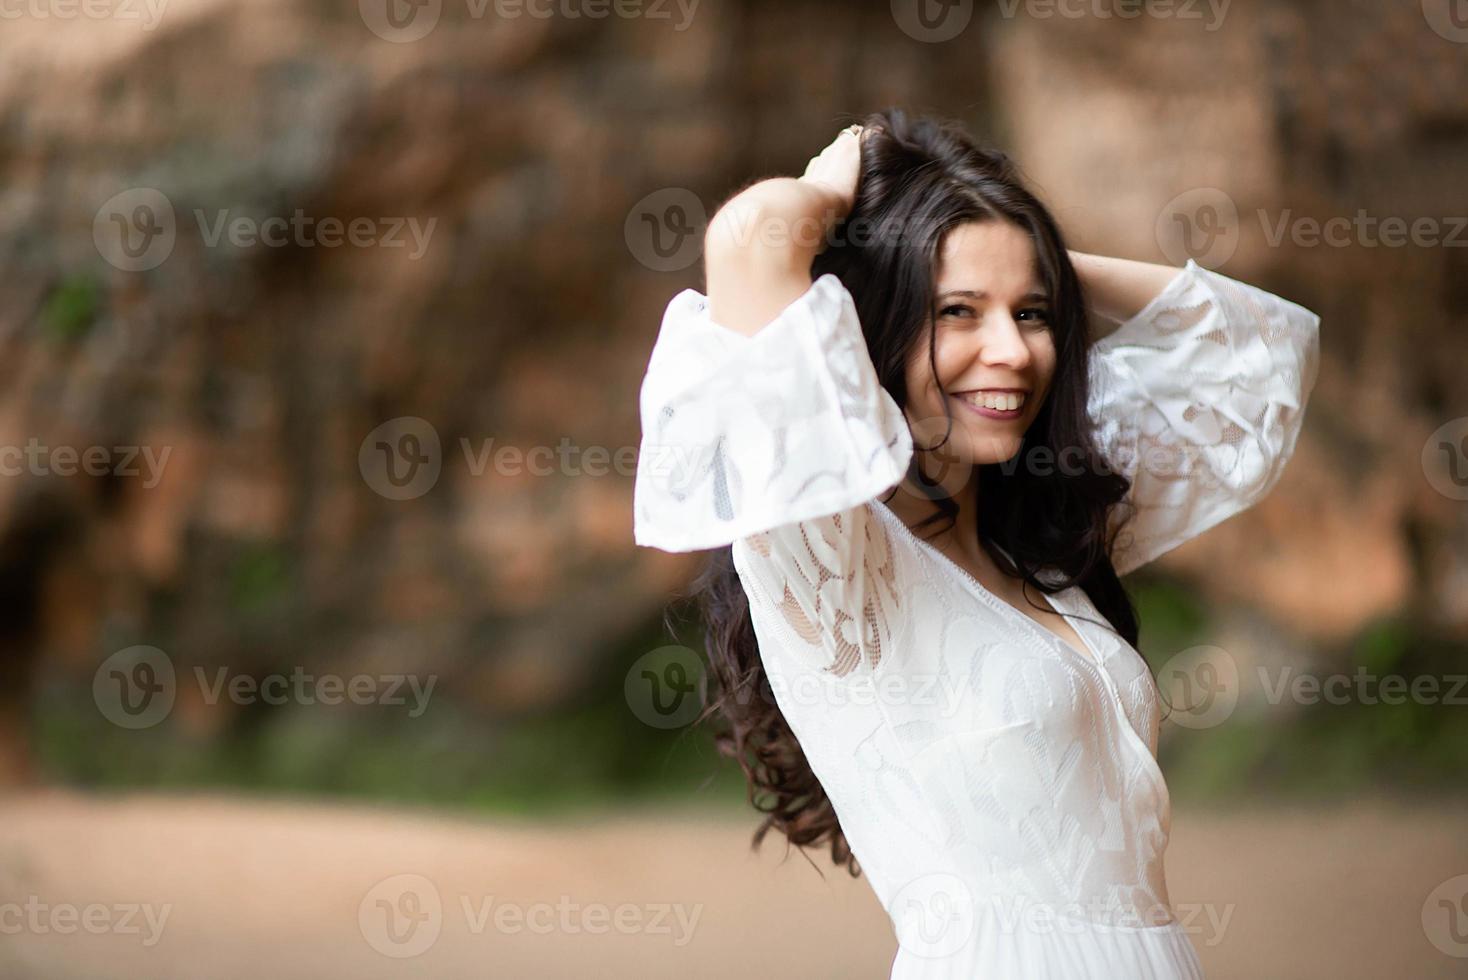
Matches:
[0,791,1462,978]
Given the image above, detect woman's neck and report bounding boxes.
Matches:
[883,474,988,571]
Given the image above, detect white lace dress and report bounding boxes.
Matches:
[632,260,1320,979]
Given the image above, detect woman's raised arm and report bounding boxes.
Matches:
[632,125,916,678]
[705,128,863,337]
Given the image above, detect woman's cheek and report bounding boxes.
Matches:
[1033,337,1058,389]
[906,365,947,421]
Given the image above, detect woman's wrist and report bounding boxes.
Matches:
[1068,250,1186,340]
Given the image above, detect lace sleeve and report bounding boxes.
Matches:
[633,273,914,676]
[1087,259,1322,576]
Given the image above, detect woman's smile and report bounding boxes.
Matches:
[953,388,1028,420]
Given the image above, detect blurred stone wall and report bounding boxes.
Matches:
[0,0,1463,780]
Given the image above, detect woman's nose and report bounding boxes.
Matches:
[978,313,1033,370]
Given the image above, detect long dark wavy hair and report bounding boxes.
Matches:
[669,107,1146,878]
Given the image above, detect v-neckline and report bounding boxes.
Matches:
[871,498,1104,669]
[869,497,1175,810]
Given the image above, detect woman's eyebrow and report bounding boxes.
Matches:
[935,288,1048,302]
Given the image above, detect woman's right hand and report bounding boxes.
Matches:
[797,124,866,218]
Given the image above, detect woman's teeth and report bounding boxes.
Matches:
[963,392,1025,411]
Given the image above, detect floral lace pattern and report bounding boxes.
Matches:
[1089,260,1321,575]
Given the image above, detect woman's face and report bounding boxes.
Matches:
[902,219,1057,483]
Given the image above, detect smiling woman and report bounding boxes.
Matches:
[633,107,1320,979]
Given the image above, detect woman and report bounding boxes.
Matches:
[632,108,1320,978]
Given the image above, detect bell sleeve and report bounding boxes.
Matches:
[1087,259,1322,576]
[633,273,913,676]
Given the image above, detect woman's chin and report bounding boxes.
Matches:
[957,431,1026,466]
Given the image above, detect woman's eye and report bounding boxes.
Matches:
[939,304,973,318]
[1016,307,1052,328]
